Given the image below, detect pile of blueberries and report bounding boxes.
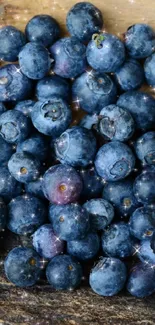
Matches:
[0,1,155,298]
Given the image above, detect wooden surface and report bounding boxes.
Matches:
[1,0,155,324]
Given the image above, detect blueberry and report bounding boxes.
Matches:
[25,14,60,47]
[124,24,155,59]
[0,166,22,201]
[89,257,127,296]
[49,37,87,79]
[43,164,83,204]
[36,75,70,102]
[0,136,14,165]
[129,207,155,240]
[49,203,90,241]
[144,53,155,87]
[127,263,155,297]
[0,26,26,62]
[66,2,103,42]
[97,104,135,141]
[133,168,155,204]
[4,247,42,287]
[86,33,125,73]
[0,64,33,102]
[72,71,117,114]
[134,131,155,166]
[137,238,155,265]
[0,110,31,144]
[67,232,100,260]
[102,222,135,258]
[0,102,6,115]
[103,178,139,216]
[114,59,144,91]
[80,114,99,129]
[55,126,97,167]
[19,42,51,80]
[7,194,47,235]
[8,152,41,184]
[117,90,155,131]
[46,254,82,290]
[0,197,7,231]
[33,224,64,259]
[16,133,48,161]
[25,176,45,200]
[95,141,135,181]
[79,166,104,199]
[31,97,72,137]
[83,198,114,231]
[14,100,36,117]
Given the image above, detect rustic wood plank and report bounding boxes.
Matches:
[1,0,155,324]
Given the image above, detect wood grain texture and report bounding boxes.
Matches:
[1,0,155,324]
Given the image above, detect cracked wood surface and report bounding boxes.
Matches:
[0,0,155,324]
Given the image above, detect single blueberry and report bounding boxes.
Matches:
[133,168,155,204]
[55,126,97,167]
[33,224,64,259]
[49,37,87,79]
[89,257,127,296]
[72,71,117,114]
[129,206,155,240]
[102,222,136,258]
[0,136,14,165]
[0,166,22,202]
[0,26,26,62]
[114,59,144,91]
[0,110,31,144]
[25,14,60,47]
[124,24,155,59]
[4,247,42,287]
[95,141,135,181]
[117,90,155,131]
[19,42,51,80]
[103,178,139,216]
[144,53,155,87]
[7,194,47,235]
[79,166,104,199]
[67,232,100,260]
[97,104,135,141]
[8,152,41,184]
[127,263,155,297]
[14,100,36,117]
[31,97,72,137]
[25,175,45,200]
[86,33,125,73]
[36,75,70,102]
[49,203,90,241]
[137,238,155,265]
[16,133,48,161]
[134,131,155,166]
[0,64,33,102]
[43,164,83,204]
[66,2,103,42]
[0,197,7,231]
[46,254,82,290]
[83,198,114,231]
